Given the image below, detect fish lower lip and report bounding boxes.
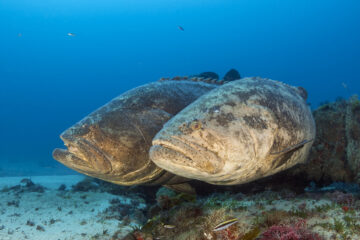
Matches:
[52,148,96,173]
[151,136,224,175]
[150,144,195,178]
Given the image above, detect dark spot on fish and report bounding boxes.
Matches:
[243,115,268,129]
[178,122,193,134]
[211,112,235,127]
[179,119,204,134]
[233,89,259,103]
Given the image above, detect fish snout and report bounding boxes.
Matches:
[56,130,112,174]
[52,148,97,174]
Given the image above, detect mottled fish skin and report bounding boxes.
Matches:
[53,80,218,186]
[150,77,316,185]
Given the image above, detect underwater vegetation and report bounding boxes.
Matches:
[1,174,359,239]
[259,219,322,240]
[116,184,360,240]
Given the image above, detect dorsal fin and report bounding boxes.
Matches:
[296,86,308,101]
[158,76,226,85]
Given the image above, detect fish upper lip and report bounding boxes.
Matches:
[153,139,193,163]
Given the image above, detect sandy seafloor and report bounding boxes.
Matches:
[0,175,359,240]
[0,175,143,240]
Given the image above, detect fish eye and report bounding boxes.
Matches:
[209,106,221,114]
[190,120,202,130]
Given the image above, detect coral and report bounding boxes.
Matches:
[288,95,360,184]
[155,187,196,210]
[259,210,290,228]
[203,192,249,210]
[215,225,240,240]
[328,191,355,206]
[171,204,203,223]
[333,219,345,233]
[1,178,45,194]
[259,219,323,240]
[71,177,100,192]
[240,226,261,240]
[345,95,360,184]
[201,208,229,239]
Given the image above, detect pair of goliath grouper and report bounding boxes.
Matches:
[53,77,316,192]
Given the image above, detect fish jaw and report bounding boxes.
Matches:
[150,134,224,181]
[53,130,112,175]
[52,148,99,175]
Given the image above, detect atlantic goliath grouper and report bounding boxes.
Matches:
[53,78,220,192]
[53,76,315,191]
[150,77,316,185]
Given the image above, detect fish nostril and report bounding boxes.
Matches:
[60,132,72,144]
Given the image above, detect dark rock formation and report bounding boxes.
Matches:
[223,68,241,81]
[289,95,360,184]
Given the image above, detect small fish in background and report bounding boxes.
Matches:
[213,218,238,232]
[67,32,76,37]
[342,82,351,96]
[162,224,176,229]
[17,33,22,37]
[178,25,184,31]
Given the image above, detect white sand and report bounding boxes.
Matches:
[0,175,144,240]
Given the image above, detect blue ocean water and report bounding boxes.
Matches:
[0,0,359,176]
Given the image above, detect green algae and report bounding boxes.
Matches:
[240,226,260,240]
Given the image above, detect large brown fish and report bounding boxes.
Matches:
[150,77,316,185]
[53,80,218,187]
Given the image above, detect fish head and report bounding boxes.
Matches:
[150,81,280,185]
[53,122,111,176]
[53,104,165,185]
[150,110,226,181]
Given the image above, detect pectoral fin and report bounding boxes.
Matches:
[270,138,314,155]
[163,183,196,195]
[270,138,314,169]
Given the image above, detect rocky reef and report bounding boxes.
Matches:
[289,95,360,184]
[117,186,360,240]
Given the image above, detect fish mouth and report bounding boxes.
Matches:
[53,131,112,175]
[150,136,224,180]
